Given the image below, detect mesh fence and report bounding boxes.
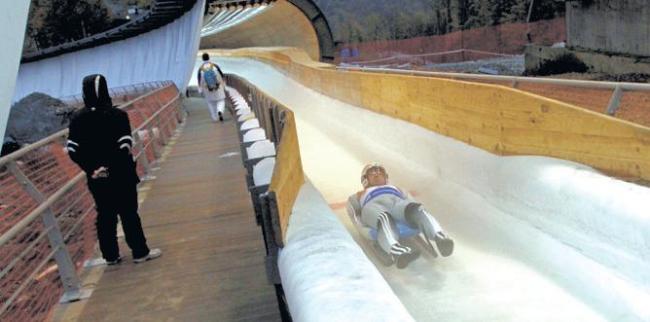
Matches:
[338,17,565,67]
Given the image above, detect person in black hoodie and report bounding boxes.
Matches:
[66,74,161,265]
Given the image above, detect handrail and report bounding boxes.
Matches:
[59,80,172,106]
[0,245,61,315]
[0,173,84,247]
[209,0,275,8]
[337,65,650,116]
[336,65,650,91]
[341,48,518,65]
[132,93,181,161]
[22,9,153,60]
[132,93,181,133]
[0,82,172,167]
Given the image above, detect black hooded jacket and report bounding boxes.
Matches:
[66,74,139,185]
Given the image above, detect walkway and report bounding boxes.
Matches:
[54,98,281,321]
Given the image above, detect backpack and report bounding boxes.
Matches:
[201,63,220,91]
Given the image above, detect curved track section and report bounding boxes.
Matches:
[218,57,650,321]
[200,0,334,61]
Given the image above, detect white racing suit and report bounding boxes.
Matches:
[349,185,445,258]
[197,62,226,122]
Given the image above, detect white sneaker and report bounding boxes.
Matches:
[106,257,122,266]
[133,248,162,264]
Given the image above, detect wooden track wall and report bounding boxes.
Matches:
[269,111,304,244]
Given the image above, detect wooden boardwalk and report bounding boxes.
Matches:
[55,98,280,321]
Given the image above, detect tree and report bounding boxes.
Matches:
[450,0,470,31]
[487,0,505,26]
[532,0,566,21]
[364,13,388,41]
[31,0,110,48]
[463,0,483,29]
[501,0,529,23]
[314,0,567,43]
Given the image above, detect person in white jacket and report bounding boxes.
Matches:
[197,53,226,122]
[348,163,454,267]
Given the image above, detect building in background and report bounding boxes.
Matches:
[525,0,650,76]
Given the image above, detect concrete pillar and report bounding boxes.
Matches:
[0,1,30,142]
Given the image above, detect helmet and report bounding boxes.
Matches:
[361,162,388,188]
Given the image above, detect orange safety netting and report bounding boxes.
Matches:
[338,18,565,65]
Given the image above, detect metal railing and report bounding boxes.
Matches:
[340,49,518,65]
[336,66,650,116]
[209,0,276,9]
[59,81,172,107]
[0,82,183,321]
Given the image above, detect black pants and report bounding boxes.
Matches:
[88,180,149,261]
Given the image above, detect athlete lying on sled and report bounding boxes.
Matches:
[346,163,454,268]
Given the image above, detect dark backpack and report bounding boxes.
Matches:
[201,63,220,91]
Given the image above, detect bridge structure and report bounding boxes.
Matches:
[1,1,650,321]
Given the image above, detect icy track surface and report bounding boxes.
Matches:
[216,57,650,321]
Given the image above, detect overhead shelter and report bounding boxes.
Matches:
[200,0,335,62]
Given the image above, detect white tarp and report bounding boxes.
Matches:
[11,0,205,103]
[0,1,30,142]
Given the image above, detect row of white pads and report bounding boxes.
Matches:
[226,86,277,186]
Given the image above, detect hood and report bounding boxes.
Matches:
[82,74,113,109]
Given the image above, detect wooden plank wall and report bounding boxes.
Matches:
[268,111,305,246]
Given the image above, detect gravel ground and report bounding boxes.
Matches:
[421,55,526,75]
